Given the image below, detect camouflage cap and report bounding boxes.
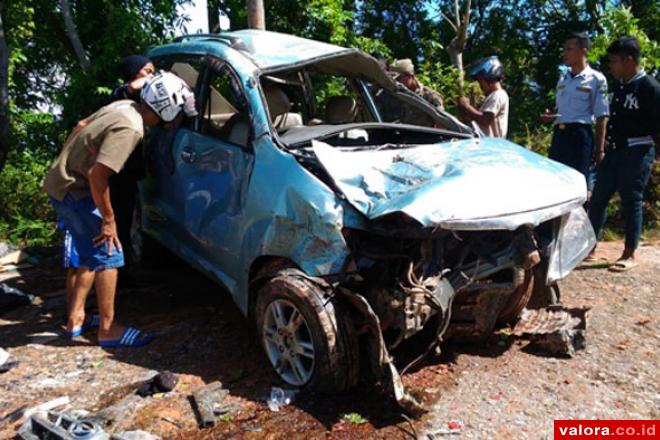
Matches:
[389,58,415,76]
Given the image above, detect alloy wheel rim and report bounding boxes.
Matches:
[262,299,315,386]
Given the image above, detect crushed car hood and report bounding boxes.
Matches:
[312,137,587,230]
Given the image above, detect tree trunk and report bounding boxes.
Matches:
[246,0,265,30]
[440,0,471,93]
[59,0,91,71]
[0,10,10,172]
[208,0,221,33]
[447,40,464,90]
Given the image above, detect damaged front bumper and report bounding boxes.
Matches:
[322,206,594,413]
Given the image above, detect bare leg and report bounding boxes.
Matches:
[94,268,126,341]
[66,268,78,316]
[620,248,635,261]
[66,266,95,333]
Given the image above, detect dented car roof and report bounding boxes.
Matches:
[159,30,353,71]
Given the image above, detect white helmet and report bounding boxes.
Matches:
[141,71,197,122]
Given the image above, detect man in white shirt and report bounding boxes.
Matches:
[541,32,609,178]
[457,56,509,138]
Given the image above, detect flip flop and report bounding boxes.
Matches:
[98,327,155,348]
[65,314,100,337]
[579,256,610,268]
[608,259,638,273]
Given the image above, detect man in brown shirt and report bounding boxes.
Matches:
[43,72,194,347]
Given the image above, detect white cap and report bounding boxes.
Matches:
[141,71,197,122]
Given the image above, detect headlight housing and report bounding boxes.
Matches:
[547,207,596,284]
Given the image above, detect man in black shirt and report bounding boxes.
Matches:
[588,37,660,271]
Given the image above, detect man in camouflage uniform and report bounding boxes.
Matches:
[390,58,445,111]
[385,58,445,127]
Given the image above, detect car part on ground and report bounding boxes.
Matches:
[513,306,590,357]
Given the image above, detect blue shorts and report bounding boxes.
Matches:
[60,227,80,269]
[50,195,124,271]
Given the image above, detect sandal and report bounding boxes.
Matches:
[98,327,155,348]
[579,256,610,268]
[608,259,638,272]
[65,314,100,337]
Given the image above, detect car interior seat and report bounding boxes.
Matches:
[264,84,303,130]
[325,95,358,124]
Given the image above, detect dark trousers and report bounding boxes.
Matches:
[549,124,593,177]
[588,144,655,250]
[109,146,145,274]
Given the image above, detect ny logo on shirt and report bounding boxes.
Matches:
[623,93,639,110]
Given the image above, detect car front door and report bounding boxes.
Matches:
[174,57,254,290]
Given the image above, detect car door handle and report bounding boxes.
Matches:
[181,148,197,163]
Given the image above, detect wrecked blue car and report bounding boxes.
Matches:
[135,30,595,411]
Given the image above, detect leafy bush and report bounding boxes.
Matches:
[0,111,64,246]
[589,6,660,72]
[0,149,57,246]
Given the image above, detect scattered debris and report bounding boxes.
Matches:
[242,425,263,432]
[111,430,161,440]
[0,354,19,373]
[0,250,30,265]
[18,410,108,440]
[0,250,38,273]
[159,416,182,429]
[427,421,462,437]
[93,394,144,431]
[447,421,461,430]
[267,387,297,412]
[136,371,178,397]
[191,381,228,428]
[512,307,590,356]
[0,347,10,365]
[0,241,16,258]
[29,331,60,345]
[0,405,27,426]
[22,397,71,421]
[0,283,34,313]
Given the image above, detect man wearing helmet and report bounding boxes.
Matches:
[456,56,509,138]
[541,32,609,179]
[42,72,195,347]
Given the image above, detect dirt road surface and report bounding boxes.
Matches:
[1,241,658,439]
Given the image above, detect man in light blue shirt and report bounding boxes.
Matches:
[541,32,609,180]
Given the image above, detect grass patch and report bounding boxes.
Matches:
[342,412,368,425]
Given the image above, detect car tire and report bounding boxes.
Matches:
[128,199,160,269]
[255,270,359,392]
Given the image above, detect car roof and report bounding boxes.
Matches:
[170,29,353,71]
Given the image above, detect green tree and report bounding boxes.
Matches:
[0,0,191,245]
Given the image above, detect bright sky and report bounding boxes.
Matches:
[177,0,231,35]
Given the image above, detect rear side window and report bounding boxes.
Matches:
[197,58,251,147]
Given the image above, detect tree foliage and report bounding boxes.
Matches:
[0,0,189,244]
[0,0,659,245]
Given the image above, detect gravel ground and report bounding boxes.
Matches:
[0,240,658,439]
[420,241,659,439]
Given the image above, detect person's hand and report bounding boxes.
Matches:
[540,108,558,124]
[592,147,605,166]
[94,217,122,256]
[127,73,154,95]
[456,96,470,110]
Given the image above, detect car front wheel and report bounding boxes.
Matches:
[255,270,359,392]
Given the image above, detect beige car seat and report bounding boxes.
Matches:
[264,84,303,129]
[325,96,358,124]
